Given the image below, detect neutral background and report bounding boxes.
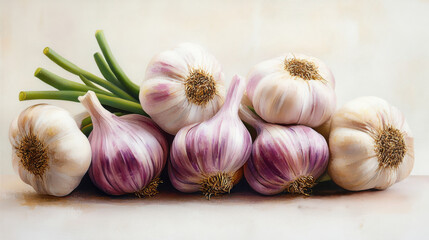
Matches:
[1,0,428,175]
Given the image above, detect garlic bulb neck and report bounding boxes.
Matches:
[134,178,163,198]
[284,57,324,81]
[375,126,406,169]
[200,172,233,199]
[239,105,266,133]
[286,175,315,196]
[78,91,112,126]
[16,133,48,176]
[217,75,245,116]
[185,68,216,105]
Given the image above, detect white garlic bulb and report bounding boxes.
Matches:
[9,104,91,196]
[246,53,336,127]
[328,97,414,191]
[140,43,226,135]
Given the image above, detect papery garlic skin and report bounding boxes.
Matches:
[168,75,251,197]
[9,104,91,196]
[240,107,329,195]
[79,91,168,196]
[246,53,336,127]
[328,96,414,191]
[140,43,226,135]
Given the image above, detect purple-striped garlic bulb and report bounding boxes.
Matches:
[246,53,336,127]
[78,91,168,197]
[241,107,329,196]
[169,75,252,198]
[140,43,226,135]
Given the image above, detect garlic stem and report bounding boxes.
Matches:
[93,52,125,90]
[78,74,105,91]
[81,123,93,137]
[95,30,140,99]
[19,90,147,115]
[35,68,114,96]
[78,91,113,126]
[43,47,137,102]
[80,115,93,127]
[218,75,245,115]
[239,105,265,133]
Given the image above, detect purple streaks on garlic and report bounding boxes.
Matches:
[240,107,329,196]
[78,91,168,196]
[168,75,252,198]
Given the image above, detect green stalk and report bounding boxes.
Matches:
[79,74,103,90]
[93,52,124,89]
[95,30,140,98]
[43,47,137,102]
[34,68,113,96]
[80,116,92,128]
[81,124,93,137]
[20,90,147,115]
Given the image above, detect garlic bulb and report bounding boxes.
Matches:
[168,75,251,198]
[79,91,168,197]
[140,43,226,134]
[240,107,329,195]
[328,96,414,191]
[246,53,336,127]
[9,104,91,196]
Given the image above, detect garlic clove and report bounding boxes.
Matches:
[48,133,92,176]
[329,127,376,162]
[43,171,81,197]
[139,77,186,114]
[329,155,379,191]
[145,49,188,81]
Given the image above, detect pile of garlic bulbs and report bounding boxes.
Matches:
[11,30,414,198]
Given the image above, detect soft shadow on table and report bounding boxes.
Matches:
[17,169,372,208]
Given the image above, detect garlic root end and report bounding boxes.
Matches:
[286,175,315,196]
[134,178,163,198]
[200,172,234,200]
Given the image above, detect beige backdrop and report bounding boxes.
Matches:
[1,0,428,175]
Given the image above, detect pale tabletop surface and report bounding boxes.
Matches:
[1,175,428,240]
